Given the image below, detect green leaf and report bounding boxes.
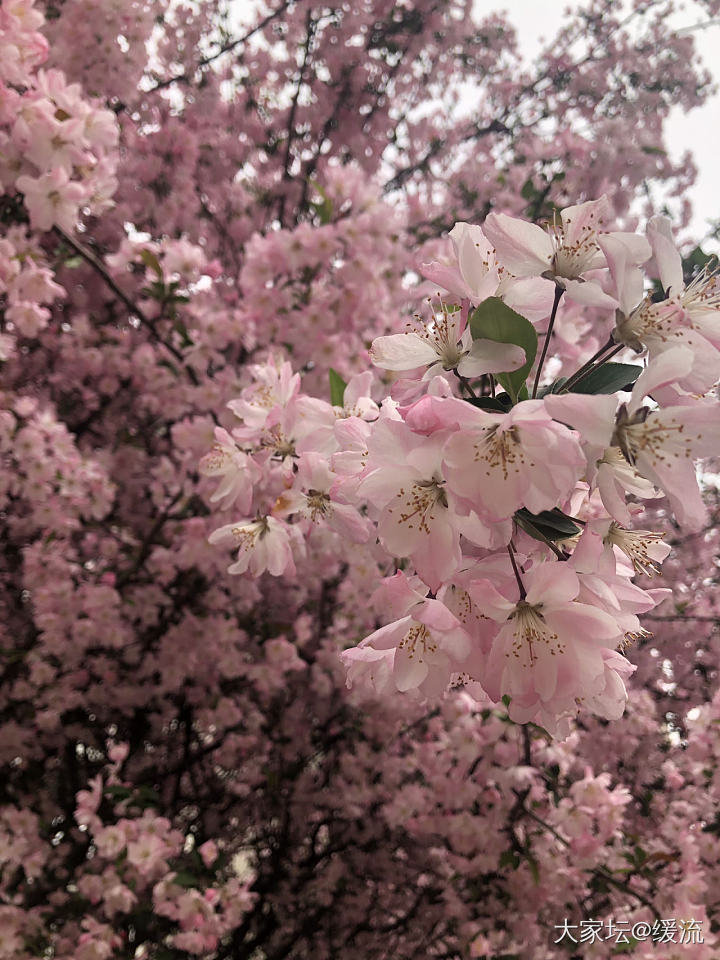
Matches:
[171,870,200,889]
[173,320,194,347]
[308,179,334,225]
[466,396,511,413]
[499,849,521,870]
[135,785,161,808]
[683,245,715,277]
[526,854,540,885]
[140,248,163,278]
[514,507,580,542]
[104,785,132,800]
[520,178,536,201]
[569,362,642,395]
[537,377,567,397]
[329,368,347,407]
[501,694,512,708]
[469,297,538,403]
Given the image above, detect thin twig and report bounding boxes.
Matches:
[517,517,566,560]
[560,334,616,392]
[54,227,199,386]
[148,1,298,92]
[453,369,478,398]
[517,799,662,920]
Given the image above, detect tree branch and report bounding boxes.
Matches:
[148,0,299,92]
[54,227,200,386]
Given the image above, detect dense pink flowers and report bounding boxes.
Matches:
[342,573,473,694]
[204,198,720,735]
[483,196,650,308]
[4,0,720,956]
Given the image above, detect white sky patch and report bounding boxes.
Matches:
[491,0,720,249]
[225,1,719,247]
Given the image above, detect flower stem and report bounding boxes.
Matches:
[454,369,478,398]
[520,518,567,559]
[507,544,527,600]
[531,285,564,398]
[560,335,620,393]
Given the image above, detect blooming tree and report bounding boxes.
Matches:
[2,0,720,958]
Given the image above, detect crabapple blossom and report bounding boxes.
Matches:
[420,221,554,321]
[442,398,586,520]
[483,196,650,308]
[198,427,261,512]
[548,347,720,529]
[601,228,720,393]
[470,564,625,733]
[5,0,720,955]
[275,452,371,544]
[356,419,466,591]
[208,516,303,578]
[340,573,472,695]
[370,299,526,379]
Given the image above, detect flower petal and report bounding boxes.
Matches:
[458,338,525,376]
[544,393,616,448]
[561,277,618,309]
[483,212,554,276]
[370,333,439,370]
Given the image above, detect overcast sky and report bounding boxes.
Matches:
[495,0,720,247]
[231,0,718,246]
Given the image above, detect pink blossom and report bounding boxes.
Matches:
[421,221,555,321]
[126,833,167,876]
[615,348,720,529]
[208,515,302,577]
[199,426,261,512]
[15,165,86,231]
[483,196,649,308]
[471,563,625,731]
[602,228,720,393]
[275,452,370,543]
[198,840,218,867]
[442,398,586,520]
[342,573,472,694]
[356,418,466,590]
[370,298,525,379]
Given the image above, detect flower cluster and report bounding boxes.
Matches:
[1,1,118,234]
[0,225,65,359]
[204,197,720,735]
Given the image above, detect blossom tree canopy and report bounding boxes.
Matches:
[2,0,720,958]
